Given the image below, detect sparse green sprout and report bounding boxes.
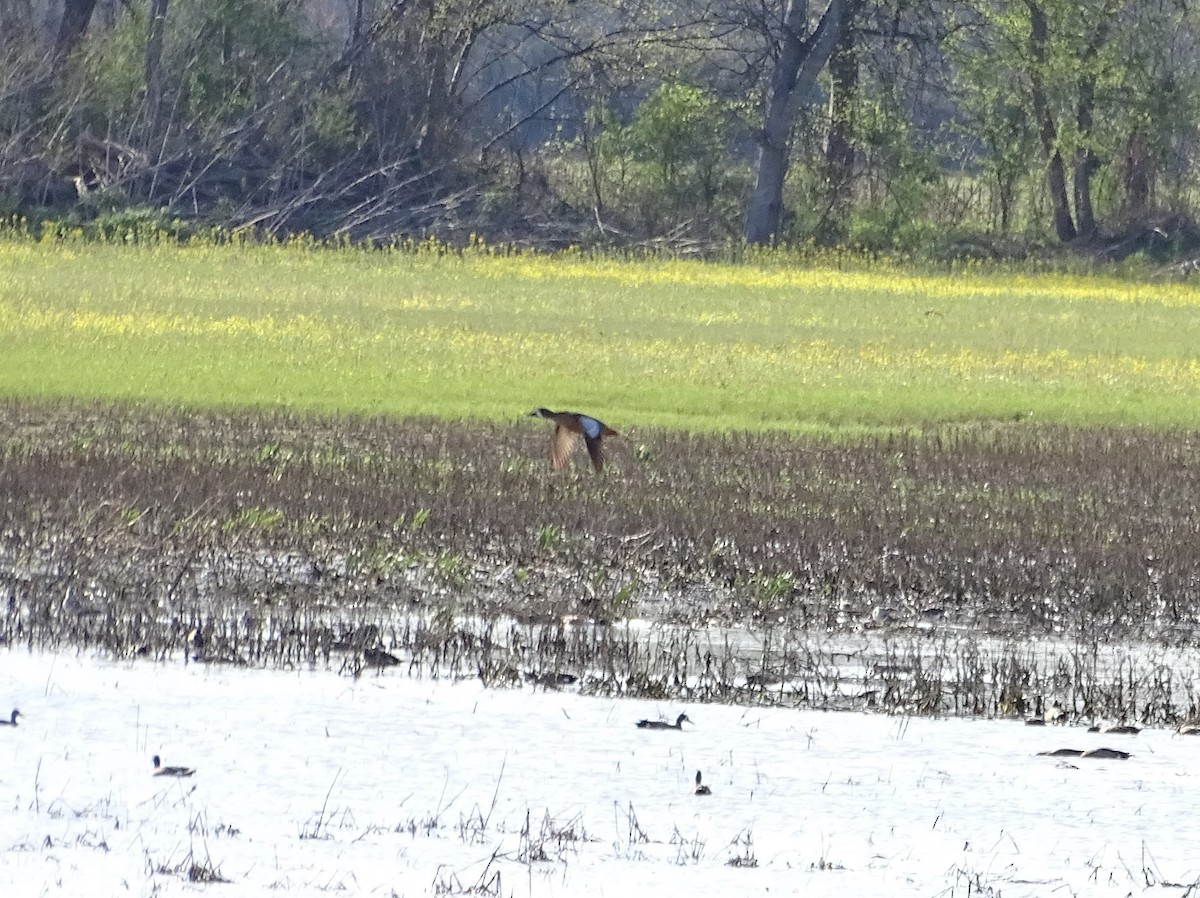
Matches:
[612,576,640,609]
[755,573,795,603]
[253,443,280,463]
[432,551,468,586]
[537,524,562,551]
[221,506,284,533]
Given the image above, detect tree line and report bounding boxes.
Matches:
[1,0,1197,257]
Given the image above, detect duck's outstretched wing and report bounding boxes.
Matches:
[550,425,582,470]
[573,416,610,472]
[584,435,605,471]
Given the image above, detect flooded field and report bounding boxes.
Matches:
[2,649,1198,898]
[4,402,1200,724]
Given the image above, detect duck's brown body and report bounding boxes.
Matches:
[529,408,618,472]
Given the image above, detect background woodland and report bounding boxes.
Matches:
[2,0,1199,258]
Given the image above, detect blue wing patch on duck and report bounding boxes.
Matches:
[577,415,603,440]
[528,408,619,472]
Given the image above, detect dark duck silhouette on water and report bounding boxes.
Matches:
[692,770,712,795]
[636,713,691,730]
[1087,723,1141,735]
[0,709,19,726]
[528,408,618,472]
[1037,747,1131,760]
[152,755,196,777]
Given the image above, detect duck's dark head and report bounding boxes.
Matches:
[152,754,161,768]
[677,713,692,726]
[529,407,553,419]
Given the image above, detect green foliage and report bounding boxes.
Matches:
[301,87,360,166]
[174,0,318,126]
[781,86,943,251]
[71,11,148,123]
[42,205,193,244]
[844,96,942,252]
[65,0,321,134]
[50,0,356,196]
[950,0,1200,235]
[572,85,736,234]
[582,104,636,207]
[626,84,729,207]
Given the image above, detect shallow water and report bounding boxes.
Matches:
[1,649,1197,897]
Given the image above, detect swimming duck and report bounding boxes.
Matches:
[1037,748,1083,757]
[636,713,691,730]
[693,770,712,796]
[1037,747,1130,760]
[362,647,400,668]
[1082,747,1131,759]
[152,755,196,777]
[0,709,20,726]
[528,408,619,472]
[1086,723,1141,735]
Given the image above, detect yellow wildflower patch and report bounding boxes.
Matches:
[2,239,1199,429]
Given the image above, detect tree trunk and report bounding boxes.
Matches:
[1121,132,1152,221]
[1024,0,1076,242]
[745,0,849,246]
[818,8,859,243]
[1072,16,1113,240]
[144,0,170,142]
[55,0,98,56]
[1072,131,1098,240]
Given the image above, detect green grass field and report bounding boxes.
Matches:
[3,237,1199,431]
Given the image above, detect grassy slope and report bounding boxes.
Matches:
[2,239,1200,430]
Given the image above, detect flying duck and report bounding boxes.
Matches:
[692,770,712,795]
[528,408,618,472]
[152,755,196,777]
[0,709,20,726]
[636,713,691,730]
